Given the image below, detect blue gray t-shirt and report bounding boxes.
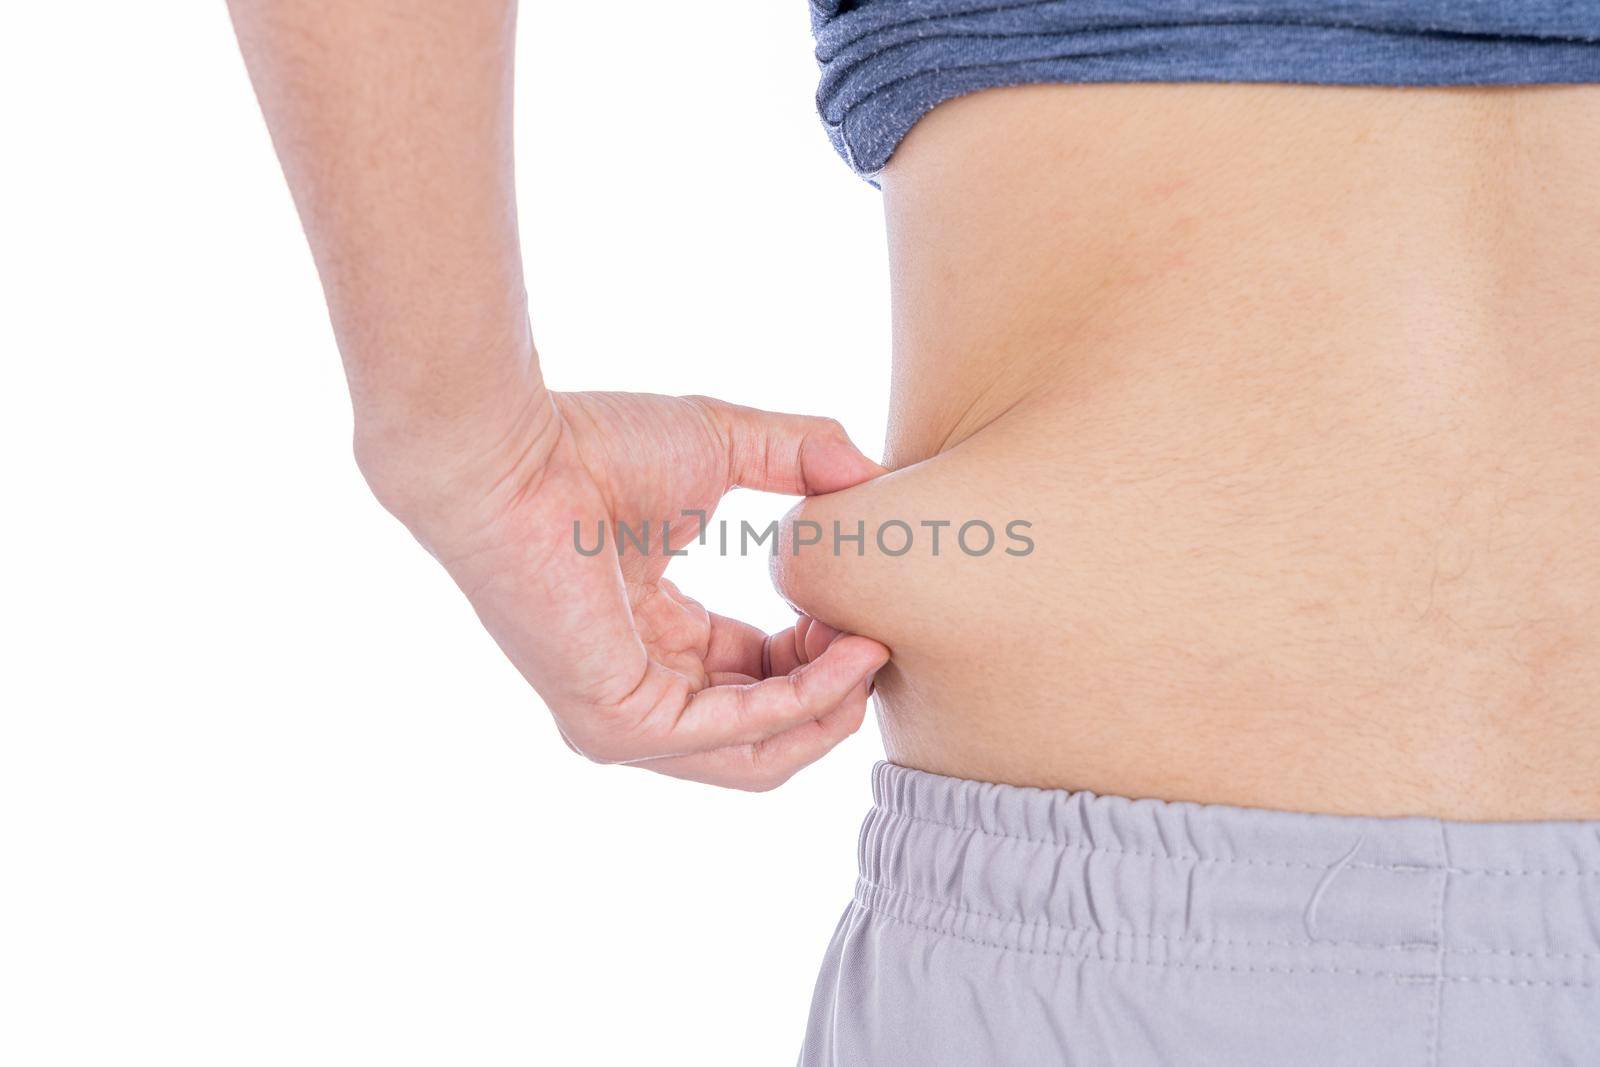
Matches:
[811,0,1600,177]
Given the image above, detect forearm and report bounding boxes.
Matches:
[228,0,547,503]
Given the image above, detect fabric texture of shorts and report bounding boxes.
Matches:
[799,762,1600,1065]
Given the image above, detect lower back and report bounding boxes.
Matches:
[777,83,1600,819]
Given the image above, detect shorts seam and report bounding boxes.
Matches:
[1439,974,1599,990]
[862,878,1600,961]
[855,899,1600,990]
[857,878,1434,955]
[876,810,1600,877]
[1425,820,1449,1067]
[1448,945,1600,961]
[857,904,1417,982]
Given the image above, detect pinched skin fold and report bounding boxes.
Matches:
[772,83,1600,819]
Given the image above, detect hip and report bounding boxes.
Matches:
[799,763,1600,1065]
[775,381,1600,818]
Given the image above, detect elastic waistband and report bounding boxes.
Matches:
[855,763,1600,987]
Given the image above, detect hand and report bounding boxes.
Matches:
[383,389,891,790]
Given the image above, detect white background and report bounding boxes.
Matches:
[1,4,891,1063]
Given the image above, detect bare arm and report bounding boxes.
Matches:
[228,0,889,788]
[228,0,538,507]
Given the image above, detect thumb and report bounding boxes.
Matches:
[690,395,885,496]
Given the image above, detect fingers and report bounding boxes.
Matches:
[640,672,875,791]
[701,610,838,681]
[762,615,840,677]
[698,611,772,682]
[561,620,887,768]
[685,395,885,496]
[658,632,888,756]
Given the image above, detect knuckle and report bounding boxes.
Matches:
[814,416,848,440]
[679,394,730,433]
[785,663,814,709]
[740,766,791,793]
[565,729,639,766]
[733,681,764,731]
[569,741,617,765]
[743,738,798,792]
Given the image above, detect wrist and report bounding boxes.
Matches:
[353,375,560,540]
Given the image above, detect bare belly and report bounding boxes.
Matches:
[775,83,1600,819]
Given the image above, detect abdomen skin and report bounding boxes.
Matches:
[775,83,1600,819]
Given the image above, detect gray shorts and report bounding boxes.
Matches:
[800,763,1600,1065]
